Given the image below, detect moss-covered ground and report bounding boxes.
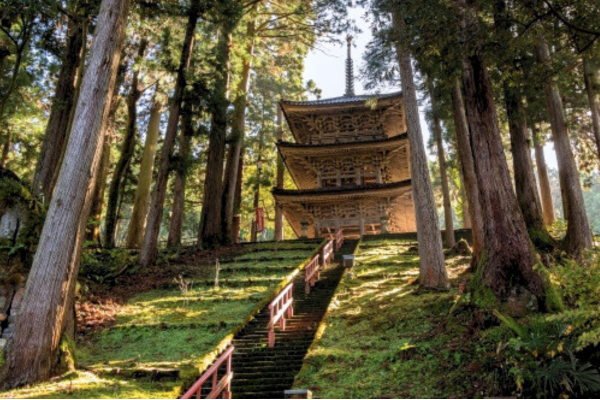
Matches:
[1,241,319,399]
[293,238,501,398]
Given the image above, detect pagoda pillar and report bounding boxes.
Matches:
[376,168,383,184]
[359,218,365,237]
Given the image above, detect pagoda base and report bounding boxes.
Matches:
[273,181,416,239]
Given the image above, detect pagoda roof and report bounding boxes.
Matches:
[280,91,402,109]
[277,135,410,190]
[272,180,411,201]
[280,91,405,145]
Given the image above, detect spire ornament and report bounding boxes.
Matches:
[345,35,355,97]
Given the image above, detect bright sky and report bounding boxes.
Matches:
[302,6,560,169]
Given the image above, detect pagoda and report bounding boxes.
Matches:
[273,37,416,239]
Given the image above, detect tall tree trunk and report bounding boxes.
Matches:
[199,23,233,248]
[458,167,471,229]
[103,39,147,248]
[87,73,122,245]
[221,19,255,244]
[33,12,84,200]
[126,94,162,248]
[0,131,11,168]
[167,109,192,247]
[427,78,455,248]
[456,0,546,303]
[504,85,554,249]
[232,147,245,243]
[535,39,592,255]
[0,0,129,387]
[274,105,284,241]
[87,124,112,245]
[450,78,483,268]
[532,125,555,226]
[139,3,198,267]
[582,57,600,163]
[392,11,448,288]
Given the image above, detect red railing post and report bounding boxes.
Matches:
[181,346,234,399]
[268,283,294,347]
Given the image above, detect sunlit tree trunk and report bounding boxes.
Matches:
[535,39,592,255]
[531,125,555,226]
[139,3,198,267]
[167,110,192,247]
[427,78,455,248]
[221,19,255,244]
[0,0,129,387]
[33,10,84,201]
[274,106,284,241]
[232,147,245,243]
[104,39,147,248]
[199,22,234,248]
[126,94,162,248]
[392,11,448,288]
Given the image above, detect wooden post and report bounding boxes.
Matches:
[359,218,365,237]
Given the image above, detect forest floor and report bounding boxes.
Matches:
[3,235,600,398]
[293,237,600,398]
[1,241,321,399]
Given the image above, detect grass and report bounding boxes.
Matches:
[1,243,317,399]
[293,238,496,398]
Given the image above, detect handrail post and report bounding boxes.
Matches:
[223,352,232,399]
[268,304,275,347]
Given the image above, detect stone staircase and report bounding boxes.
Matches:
[228,240,357,399]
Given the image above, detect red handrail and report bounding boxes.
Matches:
[321,239,334,269]
[335,229,344,250]
[268,283,294,347]
[304,254,320,295]
[181,346,234,399]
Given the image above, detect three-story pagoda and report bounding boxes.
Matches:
[273,38,416,239]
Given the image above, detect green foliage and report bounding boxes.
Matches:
[79,248,137,284]
[494,311,600,397]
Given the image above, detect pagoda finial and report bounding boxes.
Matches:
[345,35,355,97]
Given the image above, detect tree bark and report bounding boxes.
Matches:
[427,78,455,248]
[199,23,233,248]
[87,124,112,245]
[392,11,448,288]
[504,84,554,248]
[532,125,555,226]
[458,167,471,229]
[221,19,255,244]
[167,109,192,247]
[0,0,129,387]
[450,78,483,268]
[139,3,198,267]
[274,105,284,241]
[582,57,600,164]
[535,39,592,255]
[126,94,162,248]
[460,52,543,302]
[33,12,84,201]
[232,147,245,243]
[103,39,147,248]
